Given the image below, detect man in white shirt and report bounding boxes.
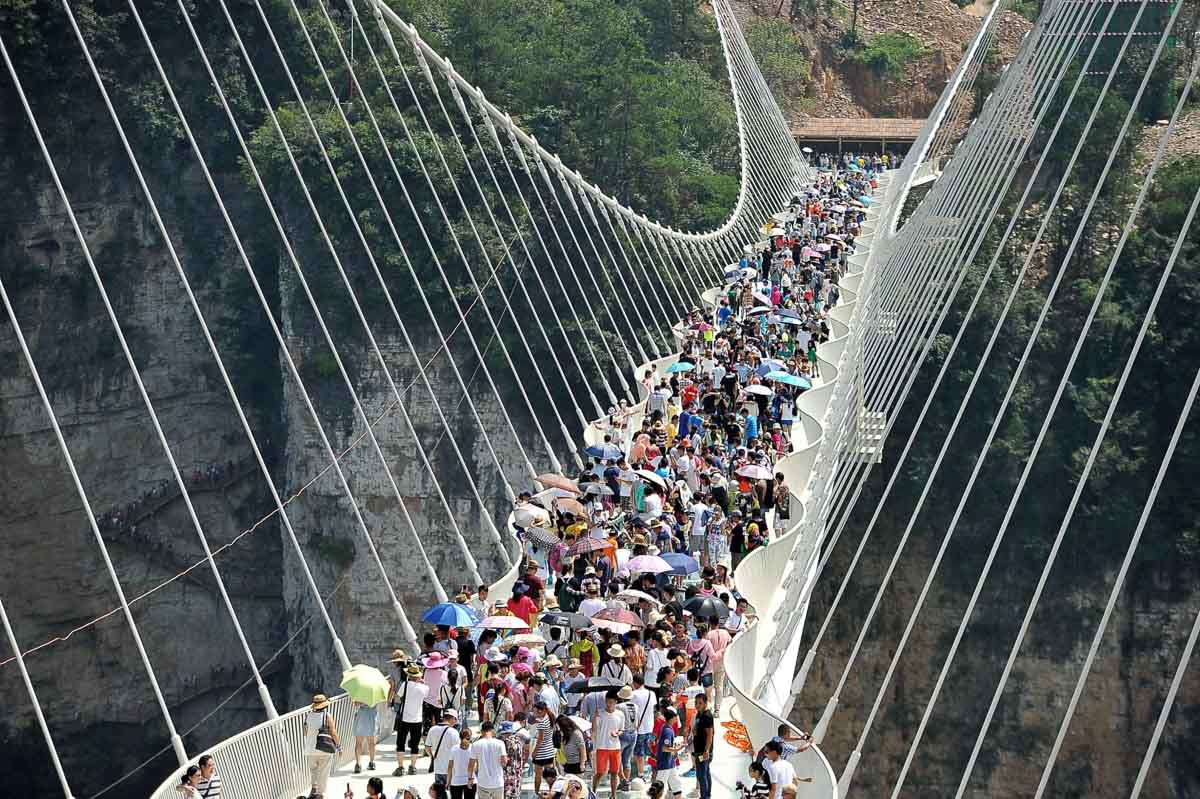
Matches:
[591,693,625,798]
[467,721,509,799]
[579,581,607,618]
[426,708,461,785]
[630,675,656,779]
[763,740,797,799]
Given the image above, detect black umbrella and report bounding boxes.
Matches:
[683,596,730,620]
[540,612,592,630]
[564,676,625,694]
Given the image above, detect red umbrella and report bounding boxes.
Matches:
[592,608,644,628]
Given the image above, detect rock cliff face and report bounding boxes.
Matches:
[0,103,543,796]
[794,515,1200,797]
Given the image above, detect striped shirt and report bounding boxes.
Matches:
[532,714,556,760]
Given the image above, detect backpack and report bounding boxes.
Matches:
[315,712,338,754]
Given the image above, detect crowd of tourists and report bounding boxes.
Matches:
[297,162,881,799]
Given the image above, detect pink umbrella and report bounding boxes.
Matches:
[476,615,530,630]
[593,608,644,628]
[593,618,634,634]
[816,243,832,252]
[802,247,818,258]
[624,555,672,574]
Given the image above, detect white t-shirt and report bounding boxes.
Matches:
[619,469,636,497]
[470,736,508,790]
[766,757,797,791]
[644,647,670,687]
[593,708,625,751]
[428,724,460,774]
[398,680,430,723]
[631,688,656,735]
[449,745,472,786]
[644,494,663,518]
[579,597,607,618]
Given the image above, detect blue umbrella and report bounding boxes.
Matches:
[661,552,700,576]
[847,163,861,172]
[665,361,696,374]
[756,359,785,376]
[422,602,480,627]
[858,195,874,205]
[764,371,813,389]
[584,443,623,460]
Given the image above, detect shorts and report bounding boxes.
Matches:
[532,756,556,767]
[634,732,654,757]
[620,731,637,770]
[700,673,714,688]
[397,720,423,754]
[658,766,683,796]
[595,748,622,775]
[564,762,583,775]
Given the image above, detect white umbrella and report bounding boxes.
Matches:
[634,469,669,490]
[801,146,814,154]
[736,464,773,480]
[568,716,592,733]
[745,384,774,396]
[616,589,662,608]
[513,502,551,527]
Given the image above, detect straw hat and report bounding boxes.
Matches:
[311,693,330,711]
[389,649,408,663]
[618,685,634,700]
[608,644,626,658]
[405,664,422,677]
[566,658,583,670]
[544,655,563,668]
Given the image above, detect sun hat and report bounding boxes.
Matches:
[567,658,582,670]
[608,644,626,658]
[405,664,422,677]
[423,653,448,669]
[389,649,408,663]
[311,693,330,711]
[618,685,634,700]
[544,655,563,668]
[442,707,459,719]
[484,646,506,662]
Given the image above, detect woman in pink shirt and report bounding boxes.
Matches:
[704,623,733,708]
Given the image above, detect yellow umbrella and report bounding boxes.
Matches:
[340,664,389,706]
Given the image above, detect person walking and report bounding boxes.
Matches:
[446,726,476,799]
[351,698,381,774]
[651,706,683,799]
[498,721,528,799]
[691,694,715,799]
[394,664,429,776]
[467,721,508,799]
[304,694,340,799]
[591,691,625,798]
[427,708,462,785]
